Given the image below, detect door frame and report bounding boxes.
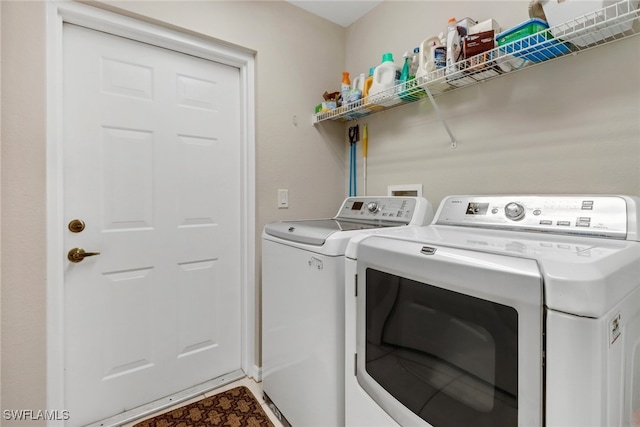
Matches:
[45,2,256,422]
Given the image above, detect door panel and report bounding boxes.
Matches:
[63,23,242,425]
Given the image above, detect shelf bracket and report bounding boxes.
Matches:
[423,85,457,149]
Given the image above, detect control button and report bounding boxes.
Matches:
[367,202,380,213]
[533,209,541,216]
[576,217,591,227]
[540,220,553,225]
[504,202,526,221]
[491,208,499,214]
[557,221,571,226]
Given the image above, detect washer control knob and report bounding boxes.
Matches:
[367,201,380,213]
[505,202,526,221]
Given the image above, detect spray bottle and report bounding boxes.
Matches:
[341,72,351,106]
[400,51,426,101]
[400,52,411,84]
[399,51,412,101]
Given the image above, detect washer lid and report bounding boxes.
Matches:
[264,219,389,246]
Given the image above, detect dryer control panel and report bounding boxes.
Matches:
[337,197,432,226]
[435,195,640,240]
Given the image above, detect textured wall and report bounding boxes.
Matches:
[1,1,48,423]
[344,1,640,206]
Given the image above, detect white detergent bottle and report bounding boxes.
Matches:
[416,36,442,80]
[352,73,366,94]
[446,17,462,76]
[368,53,402,106]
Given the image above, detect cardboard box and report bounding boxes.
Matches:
[470,19,500,34]
[461,30,501,79]
[464,30,495,58]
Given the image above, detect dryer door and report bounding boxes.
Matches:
[355,236,543,427]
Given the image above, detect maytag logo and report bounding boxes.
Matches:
[420,246,437,255]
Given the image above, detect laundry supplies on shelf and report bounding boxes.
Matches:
[312,0,639,124]
[399,50,426,101]
[368,53,402,107]
[496,18,571,63]
[352,73,366,96]
[341,71,351,106]
[446,17,477,76]
[416,35,446,81]
[362,67,375,99]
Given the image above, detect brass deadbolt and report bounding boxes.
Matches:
[68,219,86,233]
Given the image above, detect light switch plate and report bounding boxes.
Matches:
[278,189,289,209]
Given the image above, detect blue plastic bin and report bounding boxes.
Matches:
[496,18,570,62]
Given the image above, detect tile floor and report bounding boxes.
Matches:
[121,376,285,427]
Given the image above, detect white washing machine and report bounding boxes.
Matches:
[345,195,640,427]
[262,196,433,427]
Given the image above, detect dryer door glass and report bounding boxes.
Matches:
[364,269,517,427]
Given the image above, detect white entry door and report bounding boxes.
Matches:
[62,23,242,425]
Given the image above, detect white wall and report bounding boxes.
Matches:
[1,1,48,422]
[0,0,3,414]
[343,1,640,207]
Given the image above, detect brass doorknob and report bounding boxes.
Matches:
[68,219,86,233]
[68,247,101,263]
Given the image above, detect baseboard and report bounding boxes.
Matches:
[86,369,246,427]
[247,364,262,382]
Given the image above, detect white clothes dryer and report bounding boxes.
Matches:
[345,195,640,427]
[262,196,433,427]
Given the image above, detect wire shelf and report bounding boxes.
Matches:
[313,0,640,124]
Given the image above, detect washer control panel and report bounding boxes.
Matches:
[337,197,419,224]
[435,195,633,239]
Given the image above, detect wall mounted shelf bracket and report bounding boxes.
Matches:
[423,85,457,149]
